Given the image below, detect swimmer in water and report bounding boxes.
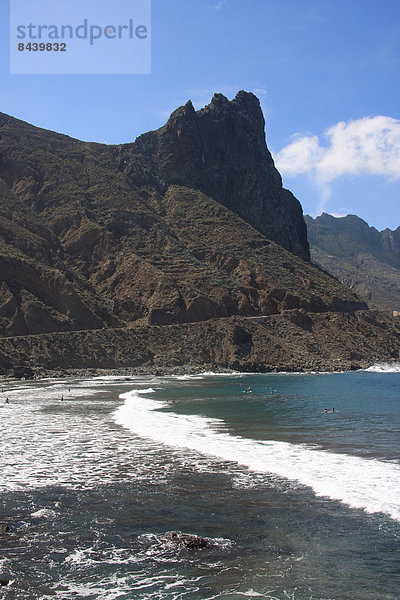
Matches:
[332,407,335,412]
[324,408,327,413]
[5,398,9,404]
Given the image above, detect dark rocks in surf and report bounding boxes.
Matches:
[0,573,10,586]
[162,531,213,550]
[350,363,361,371]
[12,365,34,379]
[0,522,10,533]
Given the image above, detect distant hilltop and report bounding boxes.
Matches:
[305,213,400,313]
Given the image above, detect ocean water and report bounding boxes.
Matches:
[0,366,399,599]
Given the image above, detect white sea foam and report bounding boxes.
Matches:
[171,375,208,381]
[170,371,243,381]
[0,380,215,491]
[364,361,400,373]
[236,591,266,598]
[114,390,400,521]
[31,508,57,519]
[44,571,203,600]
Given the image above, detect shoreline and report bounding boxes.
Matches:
[1,311,399,381]
[1,358,398,383]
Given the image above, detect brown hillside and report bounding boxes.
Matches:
[0,93,366,341]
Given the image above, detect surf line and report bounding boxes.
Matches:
[114,389,400,522]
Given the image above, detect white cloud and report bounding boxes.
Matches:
[328,212,348,218]
[275,116,400,185]
[275,134,322,175]
[206,0,228,10]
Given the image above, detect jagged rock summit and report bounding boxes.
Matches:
[134,91,309,261]
[1,92,398,374]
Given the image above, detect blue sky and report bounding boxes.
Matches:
[1,0,400,229]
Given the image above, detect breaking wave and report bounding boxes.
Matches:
[364,362,400,373]
[114,389,400,521]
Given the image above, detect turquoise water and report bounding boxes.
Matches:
[0,367,399,599]
[156,370,400,460]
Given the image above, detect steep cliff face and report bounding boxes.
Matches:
[0,94,367,339]
[380,226,400,258]
[1,310,400,375]
[306,213,400,312]
[132,91,310,261]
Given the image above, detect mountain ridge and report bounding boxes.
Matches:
[1,92,399,372]
[305,213,400,312]
[0,92,364,339]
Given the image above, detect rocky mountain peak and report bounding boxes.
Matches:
[165,99,196,126]
[136,91,309,261]
[380,226,400,255]
[232,90,265,122]
[197,90,266,149]
[203,90,262,115]
[207,92,231,108]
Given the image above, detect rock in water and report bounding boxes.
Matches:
[162,531,213,550]
[0,573,10,586]
[12,365,34,379]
